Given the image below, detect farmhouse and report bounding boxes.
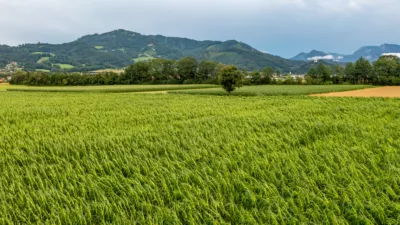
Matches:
[290,74,305,79]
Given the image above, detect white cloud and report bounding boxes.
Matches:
[382,53,400,58]
[307,55,335,61]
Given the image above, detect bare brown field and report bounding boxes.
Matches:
[311,86,400,98]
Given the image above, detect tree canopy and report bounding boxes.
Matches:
[218,65,245,94]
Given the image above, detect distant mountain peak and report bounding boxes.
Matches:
[290,50,343,61]
[309,50,325,54]
[291,43,400,63]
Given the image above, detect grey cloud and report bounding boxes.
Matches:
[0,0,399,57]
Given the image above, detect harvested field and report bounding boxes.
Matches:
[312,86,400,98]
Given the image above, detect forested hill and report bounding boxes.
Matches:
[0,29,305,72]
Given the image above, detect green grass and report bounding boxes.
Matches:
[171,85,373,96]
[35,69,50,72]
[0,83,10,91]
[144,49,157,56]
[37,57,50,63]
[30,52,54,57]
[94,46,104,49]
[133,55,155,62]
[91,68,125,74]
[6,84,217,93]
[30,52,44,55]
[0,92,399,224]
[55,64,74,69]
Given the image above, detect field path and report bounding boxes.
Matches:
[311,86,400,98]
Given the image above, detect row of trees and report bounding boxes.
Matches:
[307,56,400,85]
[11,55,400,86]
[10,57,222,86]
[10,62,246,94]
[10,57,275,86]
[124,58,220,84]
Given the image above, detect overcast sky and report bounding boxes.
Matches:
[1,0,399,58]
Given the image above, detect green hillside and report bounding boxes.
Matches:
[291,60,340,74]
[0,29,306,72]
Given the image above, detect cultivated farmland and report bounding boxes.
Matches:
[1,86,400,224]
[55,64,75,69]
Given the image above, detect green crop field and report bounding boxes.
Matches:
[55,64,75,69]
[172,85,373,96]
[0,84,10,91]
[1,85,400,224]
[37,57,50,63]
[35,69,51,73]
[133,55,155,62]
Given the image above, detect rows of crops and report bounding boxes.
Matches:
[1,90,399,224]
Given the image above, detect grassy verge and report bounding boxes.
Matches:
[6,84,218,93]
[170,85,374,96]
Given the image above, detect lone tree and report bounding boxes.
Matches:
[218,65,244,94]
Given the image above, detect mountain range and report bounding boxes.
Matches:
[291,44,400,63]
[0,29,399,73]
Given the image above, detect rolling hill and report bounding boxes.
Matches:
[0,29,304,73]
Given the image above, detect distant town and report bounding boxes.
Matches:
[0,62,19,83]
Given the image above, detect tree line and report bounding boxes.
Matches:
[306,55,400,85]
[10,55,400,86]
[10,57,275,86]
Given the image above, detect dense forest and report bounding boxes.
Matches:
[10,55,400,86]
[0,29,308,73]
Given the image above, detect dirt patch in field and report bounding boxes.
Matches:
[311,86,400,98]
